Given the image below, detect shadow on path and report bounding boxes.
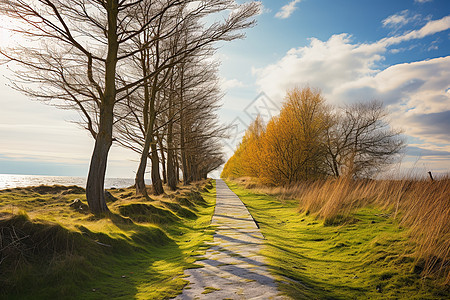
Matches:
[174,179,288,300]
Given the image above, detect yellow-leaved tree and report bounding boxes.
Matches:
[222,86,402,184]
[240,115,265,178]
[260,87,330,185]
[223,87,330,185]
[221,115,265,179]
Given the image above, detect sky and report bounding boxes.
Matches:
[0,0,449,178]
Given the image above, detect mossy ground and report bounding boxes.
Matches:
[0,180,216,299]
[226,181,448,299]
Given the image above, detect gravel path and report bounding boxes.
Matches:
[174,179,288,300]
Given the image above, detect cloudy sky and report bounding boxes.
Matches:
[0,0,449,178]
[220,0,450,177]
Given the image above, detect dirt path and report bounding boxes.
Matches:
[174,179,288,300]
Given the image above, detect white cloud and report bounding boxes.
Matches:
[254,15,450,101]
[253,16,450,151]
[415,0,433,3]
[335,57,450,143]
[382,10,410,28]
[275,0,301,19]
[220,78,245,90]
[382,10,423,31]
[252,33,384,102]
[379,15,450,47]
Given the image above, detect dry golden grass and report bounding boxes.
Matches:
[235,175,450,285]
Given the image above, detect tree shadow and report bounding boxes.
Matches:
[73,212,187,299]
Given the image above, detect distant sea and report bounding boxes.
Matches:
[0,174,140,190]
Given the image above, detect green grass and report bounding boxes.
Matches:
[0,180,216,299]
[201,286,221,294]
[226,181,448,299]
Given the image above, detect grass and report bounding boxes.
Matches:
[226,181,449,299]
[201,286,221,294]
[0,180,216,299]
[234,176,450,284]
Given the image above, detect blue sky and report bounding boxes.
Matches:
[0,0,449,178]
[219,0,450,177]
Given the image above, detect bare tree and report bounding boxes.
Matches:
[0,0,260,210]
[116,52,226,190]
[0,0,192,213]
[178,62,226,183]
[325,100,405,178]
[115,0,259,195]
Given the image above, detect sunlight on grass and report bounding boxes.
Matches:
[226,181,448,299]
[0,180,216,299]
[234,175,450,285]
[201,286,221,294]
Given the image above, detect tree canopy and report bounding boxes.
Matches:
[221,87,405,185]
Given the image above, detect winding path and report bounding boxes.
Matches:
[175,179,288,300]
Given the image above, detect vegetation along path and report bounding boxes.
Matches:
[175,179,288,299]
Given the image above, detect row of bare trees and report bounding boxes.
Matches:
[0,0,260,213]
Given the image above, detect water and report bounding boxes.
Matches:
[0,174,139,190]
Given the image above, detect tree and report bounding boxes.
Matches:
[115,0,259,195]
[0,0,160,213]
[239,115,265,178]
[259,87,330,185]
[222,89,404,184]
[177,57,226,183]
[0,0,260,210]
[221,116,265,180]
[325,100,405,178]
[281,87,330,180]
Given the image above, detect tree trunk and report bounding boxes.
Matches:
[175,154,180,183]
[85,0,118,214]
[332,155,340,177]
[167,147,177,190]
[86,118,112,214]
[151,141,164,195]
[149,101,164,194]
[186,157,194,183]
[166,125,177,190]
[157,134,167,184]
[166,91,177,190]
[180,120,189,185]
[134,84,157,197]
[179,67,189,185]
[135,135,151,197]
[135,64,159,196]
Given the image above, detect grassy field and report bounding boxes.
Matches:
[226,181,449,299]
[0,180,216,299]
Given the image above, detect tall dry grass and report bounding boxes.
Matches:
[236,176,450,284]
